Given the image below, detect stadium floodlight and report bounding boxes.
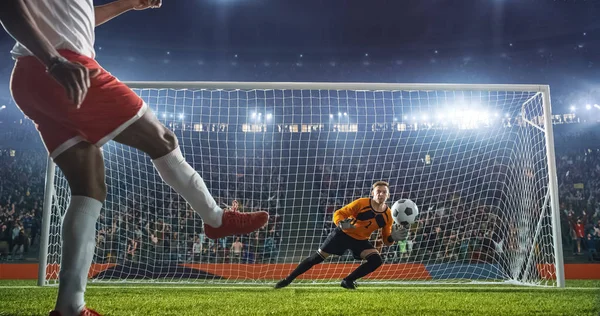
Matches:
[40,81,564,288]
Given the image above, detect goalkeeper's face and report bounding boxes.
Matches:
[371,185,390,204]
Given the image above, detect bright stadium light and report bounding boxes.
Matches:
[343,112,347,116]
[338,112,342,116]
[329,114,334,119]
[251,112,257,118]
[161,113,167,118]
[178,113,184,120]
[586,104,592,110]
[0,105,5,110]
[570,105,576,112]
[266,113,273,120]
[594,104,600,110]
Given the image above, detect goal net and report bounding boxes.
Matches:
[39,82,564,287]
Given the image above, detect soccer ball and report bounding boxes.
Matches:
[391,199,419,226]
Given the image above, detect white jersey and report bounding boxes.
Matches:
[11,0,95,59]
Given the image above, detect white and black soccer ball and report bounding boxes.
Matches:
[391,199,419,226]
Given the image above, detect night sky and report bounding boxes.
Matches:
[0,0,599,113]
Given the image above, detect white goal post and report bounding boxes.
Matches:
[38,82,565,287]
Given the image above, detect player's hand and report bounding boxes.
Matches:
[47,57,98,109]
[390,223,409,241]
[338,218,355,230]
[127,0,162,10]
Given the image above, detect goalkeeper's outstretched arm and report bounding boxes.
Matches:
[332,199,360,227]
[382,220,394,246]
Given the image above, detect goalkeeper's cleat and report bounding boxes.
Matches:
[49,307,102,316]
[274,278,291,289]
[204,209,269,239]
[340,279,358,290]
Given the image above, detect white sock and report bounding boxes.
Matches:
[55,196,102,316]
[152,147,223,227]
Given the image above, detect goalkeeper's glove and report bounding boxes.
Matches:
[390,223,409,242]
[338,218,356,230]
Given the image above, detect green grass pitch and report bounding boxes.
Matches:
[0,280,598,315]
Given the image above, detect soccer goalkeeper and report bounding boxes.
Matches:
[275,181,407,289]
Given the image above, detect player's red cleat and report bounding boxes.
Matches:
[204,210,269,239]
[49,307,102,316]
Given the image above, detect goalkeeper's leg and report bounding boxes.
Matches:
[274,251,328,289]
[113,110,268,239]
[341,250,383,289]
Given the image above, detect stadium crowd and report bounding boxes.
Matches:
[0,125,599,266]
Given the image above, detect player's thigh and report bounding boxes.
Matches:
[53,141,107,202]
[352,240,378,259]
[319,229,351,257]
[112,109,178,159]
[359,248,379,259]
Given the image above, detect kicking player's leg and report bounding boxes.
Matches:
[53,142,106,316]
[341,248,383,289]
[11,50,110,316]
[112,109,268,239]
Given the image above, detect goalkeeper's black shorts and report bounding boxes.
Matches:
[319,227,375,260]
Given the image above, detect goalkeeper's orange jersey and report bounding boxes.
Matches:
[332,197,393,241]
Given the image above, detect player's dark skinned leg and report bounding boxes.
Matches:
[112,110,178,159]
[113,109,268,238]
[54,142,107,202]
[52,142,106,314]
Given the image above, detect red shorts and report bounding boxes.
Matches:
[10,50,147,159]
